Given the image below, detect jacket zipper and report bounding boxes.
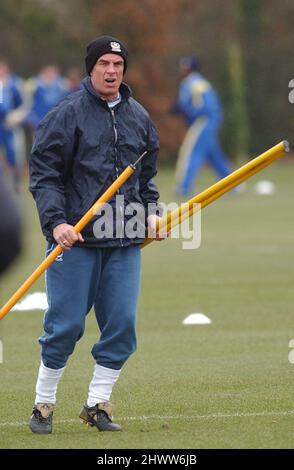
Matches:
[111,108,124,245]
[111,109,119,183]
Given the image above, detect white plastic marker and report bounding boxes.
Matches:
[12,292,48,311]
[183,313,212,325]
[254,180,275,195]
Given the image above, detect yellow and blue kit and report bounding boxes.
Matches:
[175,72,233,196]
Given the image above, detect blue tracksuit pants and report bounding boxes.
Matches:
[41,244,141,370]
[176,118,232,196]
[0,123,18,167]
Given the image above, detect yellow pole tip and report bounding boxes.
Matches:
[283,140,290,152]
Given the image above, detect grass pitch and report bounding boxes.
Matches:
[0,157,293,449]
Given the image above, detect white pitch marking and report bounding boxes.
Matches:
[2,409,294,428]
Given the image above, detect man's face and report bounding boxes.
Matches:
[40,65,60,84]
[0,62,9,80]
[179,64,190,78]
[90,53,124,101]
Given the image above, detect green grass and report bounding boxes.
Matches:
[0,158,294,449]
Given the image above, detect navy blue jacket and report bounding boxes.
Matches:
[29,77,161,247]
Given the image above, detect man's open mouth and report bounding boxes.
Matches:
[105,78,116,83]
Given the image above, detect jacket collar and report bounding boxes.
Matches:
[82,76,132,104]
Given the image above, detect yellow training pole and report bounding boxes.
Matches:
[142,140,289,248]
[0,152,147,320]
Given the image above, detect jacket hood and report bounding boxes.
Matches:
[82,76,132,103]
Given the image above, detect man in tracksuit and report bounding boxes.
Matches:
[25,65,69,129]
[174,56,233,196]
[0,61,24,193]
[29,36,164,434]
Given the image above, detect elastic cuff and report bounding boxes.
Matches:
[50,218,67,232]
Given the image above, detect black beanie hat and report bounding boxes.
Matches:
[85,36,128,75]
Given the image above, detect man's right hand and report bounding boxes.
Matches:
[53,223,84,250]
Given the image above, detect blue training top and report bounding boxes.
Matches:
[26,76,69,128]
[177,72,223,126]
[0,75,23,122]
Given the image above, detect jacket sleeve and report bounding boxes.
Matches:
[139,118,162,217]
[29,104,75,238]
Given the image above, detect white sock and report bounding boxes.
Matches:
[35,361,66,405]
[87,364,121,407]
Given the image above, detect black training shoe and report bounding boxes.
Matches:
[79,401,121,432]
[29,403,54,434]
